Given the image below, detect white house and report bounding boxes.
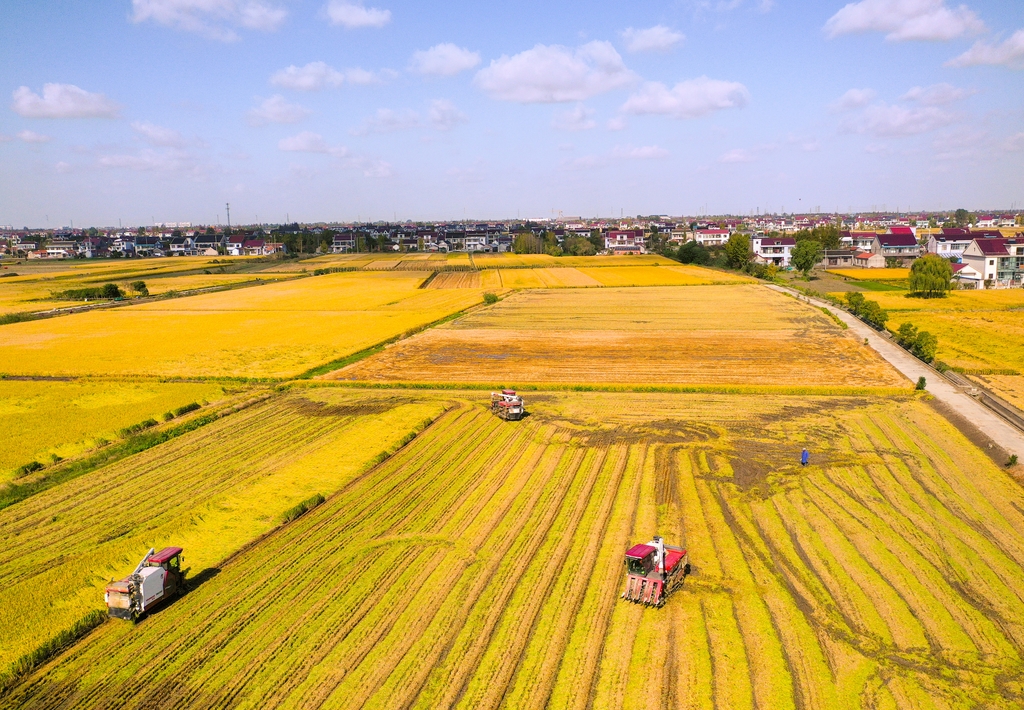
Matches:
[752,236,795,266]
[691,228,730,246]
[961,237,1024,288]
[926,229,972,261]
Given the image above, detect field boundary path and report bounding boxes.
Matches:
[768,283,1024,460]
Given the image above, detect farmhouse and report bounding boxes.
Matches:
[604,230,645,254]
[691,228,730,246]
[926,228,972,261]
[874,232,921,265]
[961,236,1024,288]
[752,235,795,266]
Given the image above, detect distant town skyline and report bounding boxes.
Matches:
[2,0,1023,226]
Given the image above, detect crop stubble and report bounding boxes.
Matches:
[334,285,907,390]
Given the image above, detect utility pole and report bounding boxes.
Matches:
[226,203,231,233]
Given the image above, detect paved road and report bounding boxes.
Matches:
[768,284,1024,459]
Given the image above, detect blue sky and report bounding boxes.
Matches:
[1,0,1022,227]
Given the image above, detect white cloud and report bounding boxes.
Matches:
[607,116,628,131]
[17,130,52,144]
[946,29,1024,68]
[900,83,975,105]
[719,148,755,162]
[474,41,637,103]
[279,131,343,154]
[829,88,876,112]
[55,161,72,173]
[410,44,480,76]
[621,25,684,53]
[1004,132,1024,151]
[428,99,467,131]
[612,144,668,159]
[270,62,344,90]
[131,121,187,147]
[12,84,120,119]
[324,0,391,28]
[552,104,596,131]
[247,95,311,125]
[97,148,210,178]
[352,108,420,135]
[131,0,286,42]
[620,77,749,119]
[269,62,390,90]
[0,134,12,143]
[850,103,956,136]
[824,0,986,41]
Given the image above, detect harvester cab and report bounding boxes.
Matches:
[621,536,689,607]
[105,547,185,622]
[490,389,525,421]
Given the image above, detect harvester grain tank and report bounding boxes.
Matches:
[105,547,185,621]
[490,389,525,421]
[621,536,689,607]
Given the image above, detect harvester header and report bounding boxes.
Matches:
[490,390,525,421]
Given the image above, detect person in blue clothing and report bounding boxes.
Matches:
[801,448,809,466]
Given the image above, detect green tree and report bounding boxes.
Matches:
[129,281,148,297]
[564,236,596,256]
[860,299,888,329]
[101,283,122,299]
[513,232,543,254]
[794,223,841,250]
[723,233,751,269]
[909,254,952,298]
[676,241,710,265]
[928,217,938,228]
[954,208,970,227]
[845,291,866,315]
[588,229,604,253]
[791,240,823,277]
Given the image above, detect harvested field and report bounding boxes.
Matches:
[334,285,907,391]
[827,268,910,281]
[0,388,449,672]
[0,272,483,378]
[473,253,674,268]
[580,264,753,286]
[6,392,1024,708]
[426,271,482,289]
[498,268,602,288]
[0,380,224,482]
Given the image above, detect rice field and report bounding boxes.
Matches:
[0,272,484,378]
[0,380,225,482]
[335,285,907,391]
[0,388,450,672]
[6,392,1023,708]
[473,253,674,268]
[579,265,753,287]
[858,290,1024,369]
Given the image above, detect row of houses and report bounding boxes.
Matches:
[11,232,286,259]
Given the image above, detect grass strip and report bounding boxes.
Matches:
[0,395,269,511]
[0,609,106,696]
[280,493,326,524]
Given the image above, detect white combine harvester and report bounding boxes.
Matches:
[105,547,185,622]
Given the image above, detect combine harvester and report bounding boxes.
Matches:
[105,547,185,622]
[490,389,525,421]
[621,536,689,607]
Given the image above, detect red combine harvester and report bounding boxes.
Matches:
[621,536,689,607]
[105,547,185,622]
[490,390,525,421]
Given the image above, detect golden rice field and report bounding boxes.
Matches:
[858,289,1024,371]
[0,272,484,378]
[335,285,907,391]
[0,380,225,482]
[496,267,602,288]
[826,269,911,281]
[5,392,1024,708]
[0,388,450,672]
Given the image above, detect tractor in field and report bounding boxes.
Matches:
[490,390,525,421]
[105,547,185,622]
[621,536,689,607]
